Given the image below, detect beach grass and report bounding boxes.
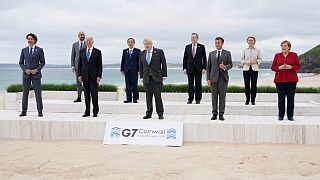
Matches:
[7,84,320,93]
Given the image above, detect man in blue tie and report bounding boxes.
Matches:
[78,36,103,117]
[139,37,167,120]
[19,33,45,117]
[120,38,141,103]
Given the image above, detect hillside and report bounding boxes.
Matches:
[299,45,320,73]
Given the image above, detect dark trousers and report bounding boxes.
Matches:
[243,66,258,103]
[22,75,43,113]
[125,70,139,101]
[187,73,202,102]
[143,76,164,116]
[83,79,99,115]
[275,82,297,118]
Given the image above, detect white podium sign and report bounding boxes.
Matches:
[103,121,183,147]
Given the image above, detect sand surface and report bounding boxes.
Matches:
[1,140,320,180]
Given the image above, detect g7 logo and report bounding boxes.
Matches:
[122,129,139,137]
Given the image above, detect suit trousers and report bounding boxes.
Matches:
[243,66,258,103]
[187,72,202,102]
[211,73,228,116]
[125,70,139,101]
[83,79,99,114]
[75,70,82,98]
[22,75,43,113]
[143,76,164,116]
[275,82,296,118]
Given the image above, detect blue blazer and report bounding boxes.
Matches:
[121,48,141,73]
[19,46,45,79]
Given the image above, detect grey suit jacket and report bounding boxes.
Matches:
[139,47,168,84]
[71,41,86,68]
[19,46,45,79]
[206,49,233,83]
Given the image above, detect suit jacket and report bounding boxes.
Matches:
[271,52,300,83]
[19,46,45,79]
[120,48,141,73]
[78,47,103,82]
[206,49,233,83]
[183,43,207,74]
[71,41,86,69]
[139,47,167,84]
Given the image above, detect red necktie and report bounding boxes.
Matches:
[192,44,196,58]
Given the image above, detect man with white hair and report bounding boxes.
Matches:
[78,36,103,117]
[139,37,167,120]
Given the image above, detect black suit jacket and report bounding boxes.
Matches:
[120,48,141,73]
[78,47,103,82]
[139,47,167,84]
[183,43,207,74]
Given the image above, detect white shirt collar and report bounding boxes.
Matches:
[29,45,35,49]
[147,47,153,53]
[129,48,134,51]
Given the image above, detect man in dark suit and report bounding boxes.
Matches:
[139,37,167,120]
[183,33,207,104]
[19,33,45,117]
[78,36,103,117]
[71,31,86,102]
[121,38,141,103]
[207,37,233,121]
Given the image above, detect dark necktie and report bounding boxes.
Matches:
[29,48,33,60]
[129,50,132,58]
[80,42,83,50]
[217,50,221,62]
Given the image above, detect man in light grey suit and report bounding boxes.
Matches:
[71,31,86,102]
[139,37,168,120]
[207,37,233,121]
[19,33,45,117]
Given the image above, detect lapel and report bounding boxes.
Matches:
[219,49,225,64]
[85,47,95,63]
[128,48,134,59]
[75,42,80,51]
[149,48,157,65]
[29,46,38,62]
[190,44,200,59]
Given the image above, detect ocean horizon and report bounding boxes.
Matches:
[0,63,278,91]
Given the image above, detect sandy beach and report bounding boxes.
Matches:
[230,74,320,87]
[1,140,320,180]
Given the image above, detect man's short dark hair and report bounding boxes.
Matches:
[26,33,38,44]
[191,33,199,39]
[215,37,224,43]
[127,37,135,43]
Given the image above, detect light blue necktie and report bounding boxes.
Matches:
[86,49,91,62]
[129,49,132,58]
[147,50,151,65]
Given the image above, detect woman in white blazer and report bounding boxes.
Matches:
[241,36,262,105]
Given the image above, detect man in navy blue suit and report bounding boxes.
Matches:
[121,38,141,103]
[19,33,45,117]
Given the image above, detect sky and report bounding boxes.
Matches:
[0,0,320,65]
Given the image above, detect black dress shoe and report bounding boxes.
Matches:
[251,102,256,105]
[82,114,90,117]
[245,101,249,105]
[38,112,43,117]
[158,115,164,120]
[278,117,284,121]
[143,115,151,119]
[288,117,294,121]
[19,112,27,117]
[211,115,217,120]
[93,114,98,117]
[219,115,225,121]
[74,98,81,103]
[187,101,192,104]
[196,101,200,104]
[124,100,132,103]
[133,100,138,103]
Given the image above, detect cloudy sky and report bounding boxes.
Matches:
[1,0,319,65]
